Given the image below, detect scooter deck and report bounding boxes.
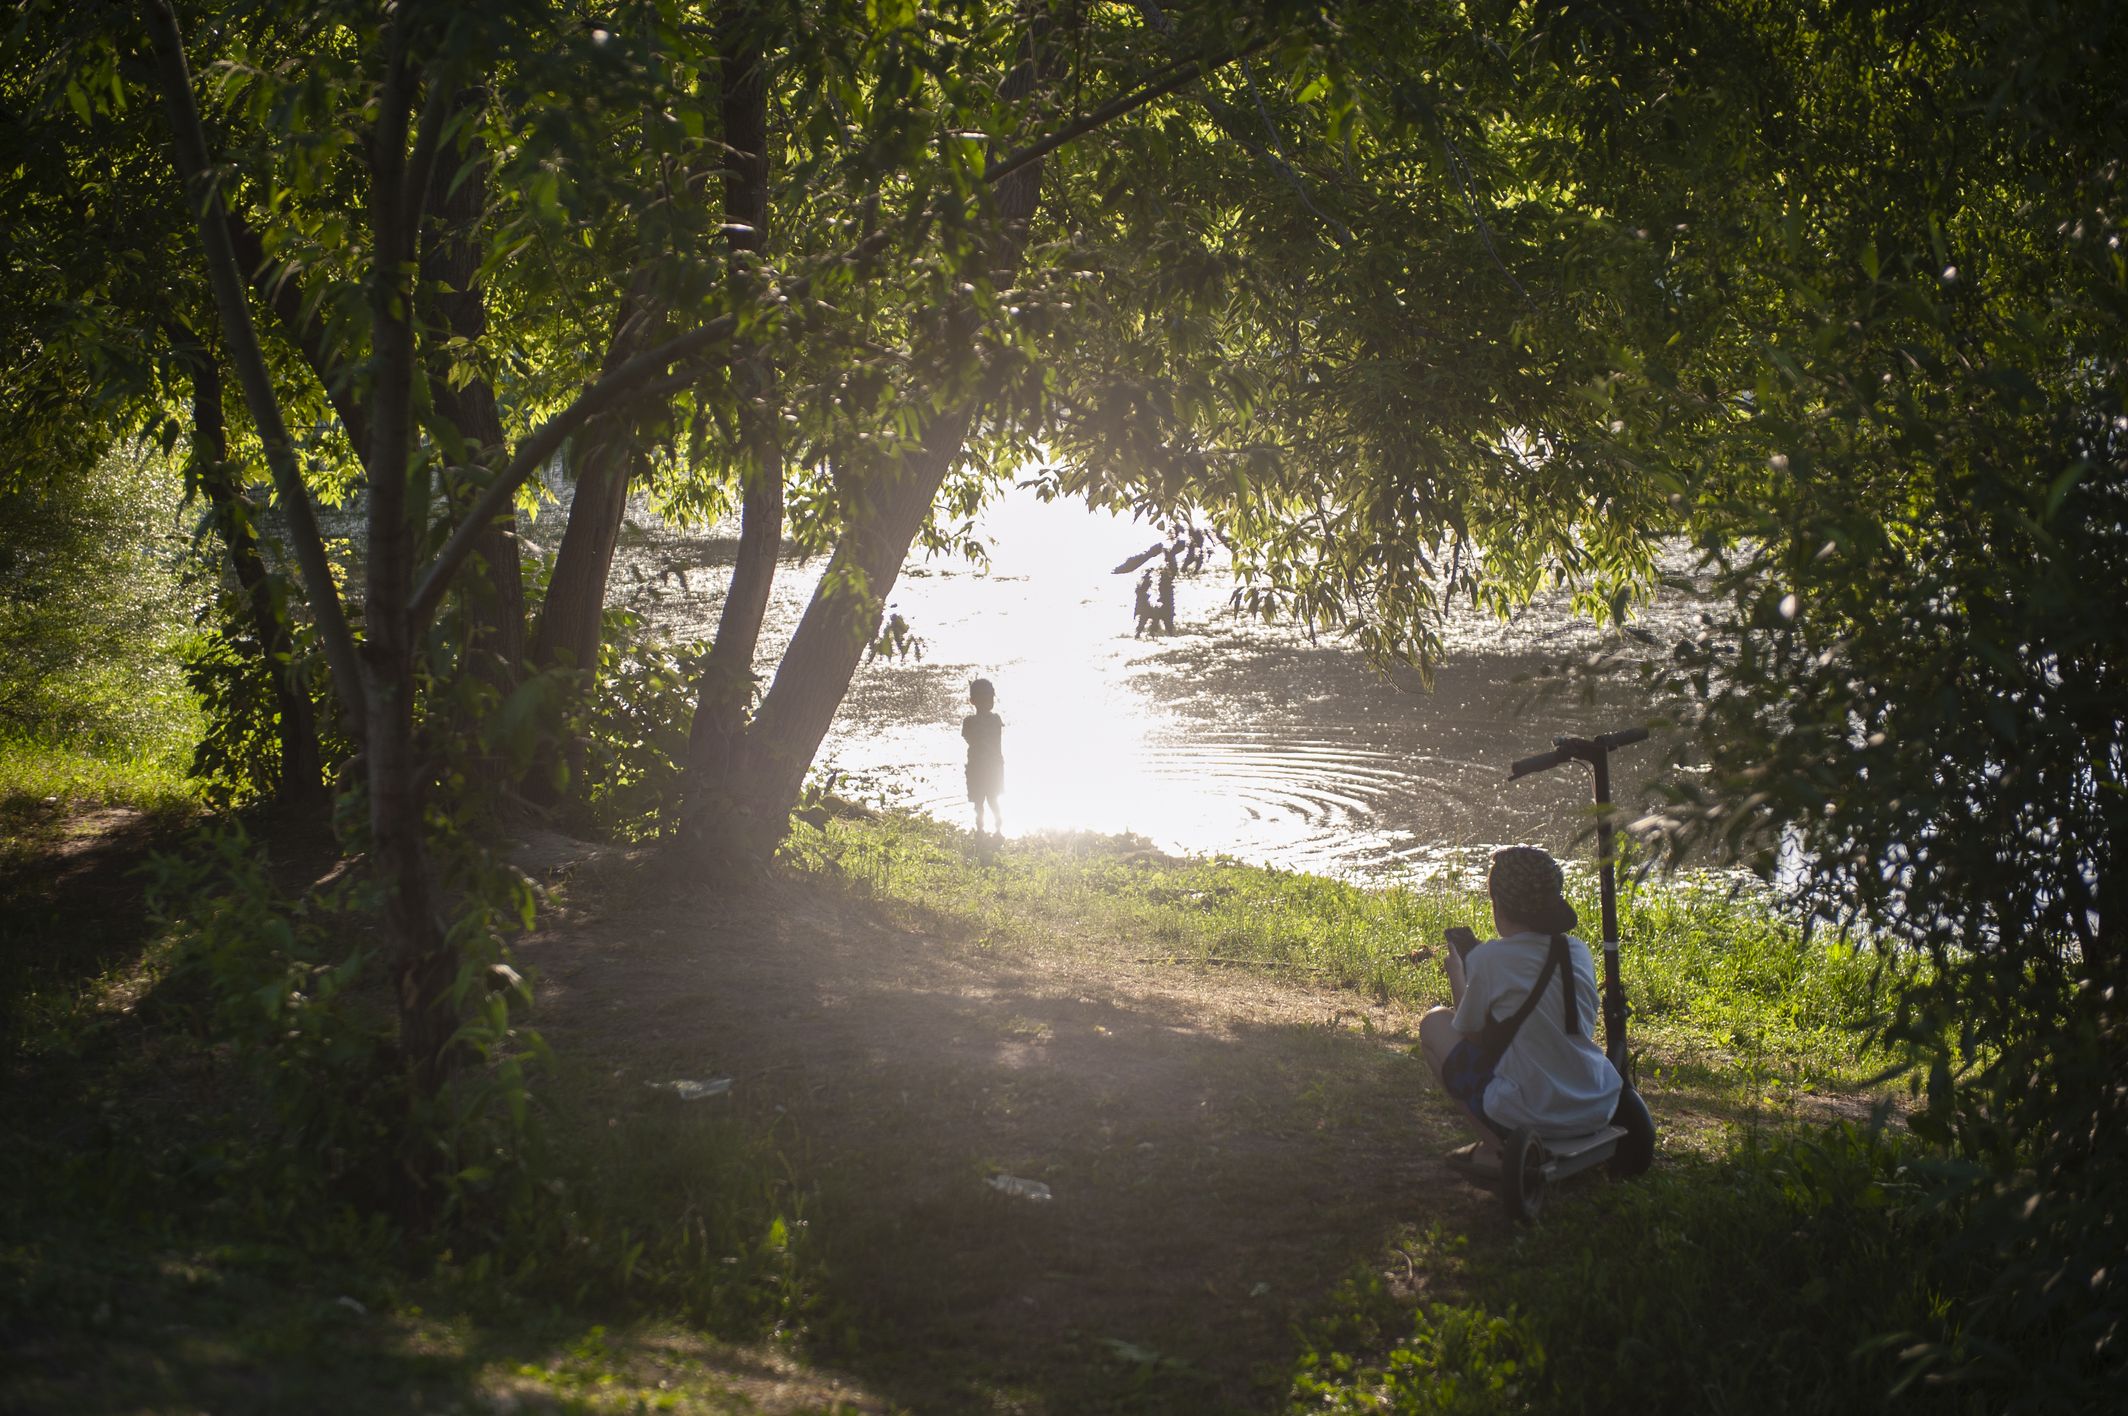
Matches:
[1539,1126,1625,1184]
[1447,1126,1626,1185]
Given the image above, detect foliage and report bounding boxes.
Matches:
[0,439,200,756]
[136,813,545,1238]
[1291,1288,1545,1415]
[182,608,348,809]
[1288,1127,1985,1416]
[575,611,715,842]
[142,826,405,1215]
[1517,1,2128,1388]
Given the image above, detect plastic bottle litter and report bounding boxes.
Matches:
[648,1077,734,1101]
[987,1173,1053,1201]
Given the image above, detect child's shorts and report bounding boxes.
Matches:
[1440,1038,1506,1137]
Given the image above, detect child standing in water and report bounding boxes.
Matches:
[962,677,1005,837]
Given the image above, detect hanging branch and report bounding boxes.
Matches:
[1440,131,1539,315]
[1240,59,1353,247]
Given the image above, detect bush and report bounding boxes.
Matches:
[0,440,201,758]
[144,825,404,1219]
[575,609,713,841]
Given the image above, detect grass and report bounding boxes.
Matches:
[781,813,1899,1094]
[5,782,1973,1415]
[0,734,199,850]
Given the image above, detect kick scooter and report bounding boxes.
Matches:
[1452,727,1659,1221]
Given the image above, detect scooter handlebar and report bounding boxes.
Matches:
[1510,747,1569,779]
[1508,726,1649,779]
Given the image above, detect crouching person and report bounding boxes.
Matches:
[1420,846,1622,1164]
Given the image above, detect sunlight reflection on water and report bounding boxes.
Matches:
[569,484,1683,883]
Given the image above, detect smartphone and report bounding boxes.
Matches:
[1444,926,1481,962]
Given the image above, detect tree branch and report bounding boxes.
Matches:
[406,313,739,627]
[986,35,1274,188]
[412,28,1261,631]
[406,225,912,631]
[225,213,373,459]
[141,0,368,739]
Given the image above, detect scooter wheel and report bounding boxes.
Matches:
[1501,1128,1547,1223]
[1607,1086,1657,1178]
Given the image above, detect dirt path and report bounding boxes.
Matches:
[520,864,1496,1415]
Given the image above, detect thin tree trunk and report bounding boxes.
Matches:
[364,42,457,1112]
[531,433,634,674]
[144,0,367,740]
[183,340,325,810]
[528,265,674,678]
[422,107,525,686]
[679,0,784,851]
[721,409,976,848]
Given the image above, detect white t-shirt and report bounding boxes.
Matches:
[1452,931,1623,1136]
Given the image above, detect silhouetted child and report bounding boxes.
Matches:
[1133,570,1156,636]
[962,677,1004,836]
[1157,556,1177,633]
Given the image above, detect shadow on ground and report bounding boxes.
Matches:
[522,859,1533,1414]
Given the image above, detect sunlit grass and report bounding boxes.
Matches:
[782,813,1896,1090]
[0,734,201,848]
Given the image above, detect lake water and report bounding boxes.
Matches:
[538,485,1687,883]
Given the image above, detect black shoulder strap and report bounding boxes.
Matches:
[1478,938,1566,1057]
[1554,934,1580,1035]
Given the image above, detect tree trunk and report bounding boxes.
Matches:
[678,0,785,852]
[710,17,1052,854]
[528,266,673,678]
[529,429,637,675]
[422,108,525,687]
[720,409,977,850]
[184,340,326,811]
[364,73,458,1119]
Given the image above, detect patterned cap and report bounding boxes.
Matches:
[1488,846,1579,934]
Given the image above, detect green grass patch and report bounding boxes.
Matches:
[1,994,828,1415]
[0,735,200,850]
[1,777,826,1415]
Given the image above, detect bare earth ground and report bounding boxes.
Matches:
[520,851,1517,1416]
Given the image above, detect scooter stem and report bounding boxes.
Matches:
[1589,744,1630,1084]
[1511,727,1648,1084]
